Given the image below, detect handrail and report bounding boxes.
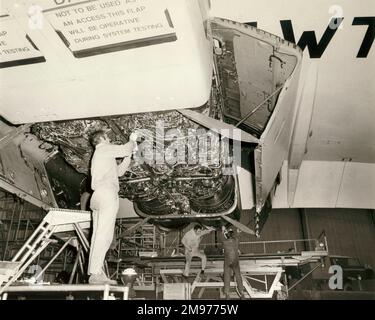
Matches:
[200,237,327,255]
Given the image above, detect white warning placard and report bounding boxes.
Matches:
[43,0,176,57]
[0,17,45,68]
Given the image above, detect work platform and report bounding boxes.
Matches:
[107,246,328,299]
[159,265,283,299]
[0,208,329,300]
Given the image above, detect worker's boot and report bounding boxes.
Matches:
[236,287,245,299]
[89,273,117,285]
[198,270,205,281]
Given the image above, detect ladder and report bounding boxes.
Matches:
[0,220,56,294]
[0,208,91,295]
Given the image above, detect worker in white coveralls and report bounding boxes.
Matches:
[181,224,215,278]
[88,130,137,285]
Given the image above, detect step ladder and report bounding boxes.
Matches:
[0,208,91,296]
[0,220,57,294]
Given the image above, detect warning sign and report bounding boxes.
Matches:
[44,0,176,58]
[0,17,45,68]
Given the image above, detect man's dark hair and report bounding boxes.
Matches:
[194,224,203,231]
[226,229,235,239]
[90,130,106,147]
[224,227,235,239]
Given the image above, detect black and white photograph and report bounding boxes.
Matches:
[0,0,374,303]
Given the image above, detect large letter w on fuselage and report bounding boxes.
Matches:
[280,18,344,58]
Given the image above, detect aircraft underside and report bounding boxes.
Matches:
[28,20,299,232]
[0,17,301,234]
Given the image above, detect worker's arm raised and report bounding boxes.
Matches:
[201,226,215,236]
[116,134,138,176]
[99,141,135,158]
[117,155,132,177]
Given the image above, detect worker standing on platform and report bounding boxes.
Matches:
[181,224,215,278]
[88,130,137,285]
[222,226,244,299]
